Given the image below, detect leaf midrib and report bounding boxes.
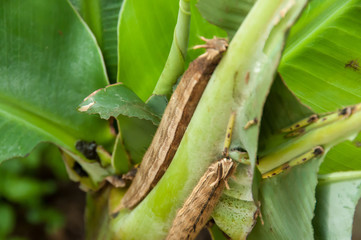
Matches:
[318,171,361,184]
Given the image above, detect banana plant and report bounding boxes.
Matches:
[1,0,361,239]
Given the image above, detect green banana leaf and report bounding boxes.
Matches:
[313,172,361,240]
[117,0,225,101]
[278,0,361,174]
[248,157,323,240]
[0,0,114,189]
[197,0,256,39]
[78,83,161,125]
[72,0,123,82]
[0,0,113,163]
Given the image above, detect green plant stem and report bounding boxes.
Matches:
[112,1,295,239]
[258,107,361,173]
[81,0,103,47]
[151,0,191,98]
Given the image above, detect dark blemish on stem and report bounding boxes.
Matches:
[339,107,351,117]
[307,114,318,123]
[354,141,361,148]
[313,147,324,156]
[302,158,307,162]
[340,108,348,115]
[282,164,290,170]
[345,60,359,71]
[72,162,88,177]
[285,128,305,138]
[244,117,258,129]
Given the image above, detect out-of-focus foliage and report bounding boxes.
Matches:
[0,143,69,239]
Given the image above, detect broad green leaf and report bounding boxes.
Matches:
[100,0,123,82]
[248,157,323,240]
[112,1,306,238]
[197,0,256,39]
[0,0,114,189]
[117,116,156,165]
[319,135,361,174]
[79,83,161,125]
[0,0,113,162]
[77,0,123,82]
[78,83,159,171]
[117,0,178,100]
[278,0,361,173]
[117,0,225,101]
[313,172,361,240]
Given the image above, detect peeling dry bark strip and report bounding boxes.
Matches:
[120,38,228,209]
[166,158,236,240]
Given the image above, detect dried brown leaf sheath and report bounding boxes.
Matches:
[166,158,235,240]
[120,38,228,209]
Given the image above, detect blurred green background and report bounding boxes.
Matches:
[0,143,85,240]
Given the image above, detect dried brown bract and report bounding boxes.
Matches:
[120,37,228,209]
[166,158,236,240]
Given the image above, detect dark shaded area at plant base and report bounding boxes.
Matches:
[12,182,85,240]
[0,143,86,240]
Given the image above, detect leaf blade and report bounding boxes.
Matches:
[0,0,112,162]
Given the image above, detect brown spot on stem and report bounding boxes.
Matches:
[244,117,258,129]
[339,107,351,117]
[245,72,250,84]
[307,114,318,123]
[313,146,324,156]
[282,164,290,170]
